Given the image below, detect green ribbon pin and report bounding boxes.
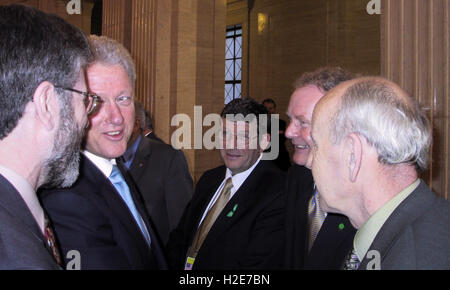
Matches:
[227,204,238,217]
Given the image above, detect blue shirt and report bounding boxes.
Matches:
[123,134,142,169]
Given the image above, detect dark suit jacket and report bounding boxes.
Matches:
[358,180,450,270]
[0,175,60,270]
[128,137,193,245]
[284,164,356,269]
[272,119,291,171]
[40,155,168,270]
[145,131,164,144]
[167,160,286,270]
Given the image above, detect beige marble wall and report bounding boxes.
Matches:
[0,0,94,35]
[103,0,226,182]
[381,0,450,199]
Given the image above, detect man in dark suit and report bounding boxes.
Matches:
[284,67,356,269]
[123,101,193,245]
[0,4,93,270]
[40,36,167,270]
[307,77,450,270]
[167,98,286,270]
[262,98,291,171]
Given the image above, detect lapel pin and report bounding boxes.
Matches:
[339,223,345,231]
[226,204,238,217]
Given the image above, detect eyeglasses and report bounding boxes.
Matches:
[54,86,102,115]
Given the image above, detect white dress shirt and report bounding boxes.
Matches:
[198,154,263,226]
[82,150,116,178]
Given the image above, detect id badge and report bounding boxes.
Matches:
[184,256,195,270]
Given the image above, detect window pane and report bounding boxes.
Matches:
[225,38,234,59]
[234,84,241,99]
[225,84,234,104]
[225,60,234,81]
[235,59,241,80]
[235,36,242,58]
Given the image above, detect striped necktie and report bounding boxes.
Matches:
[43,214,62,266]
[307,190,326,252]
[343,247,361,270]
[185,177,233,270]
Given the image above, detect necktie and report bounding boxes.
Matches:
[185,178,234,270]
[307,190,326,252]
[343,247,361,270]
[109,165,151,246]
[44,214,62,266]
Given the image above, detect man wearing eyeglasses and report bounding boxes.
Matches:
[0,5,92,269]
[167,98,286,270]
[40,36,167,269]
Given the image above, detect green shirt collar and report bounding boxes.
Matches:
[354,179,420,261]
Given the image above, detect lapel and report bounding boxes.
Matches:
[187,167,226,246]
[292,168,315,256]
[81,156,150,252]
[200,161,272,248]
[308,213,355,255]
[116,158,168,269]
[129,137,155,181]
[284,165,314,268]
[0,175,47,251]
[358,180,435,269]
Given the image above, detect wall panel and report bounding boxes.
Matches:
[381,0,449,199]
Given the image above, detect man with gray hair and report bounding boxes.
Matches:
[284,67,356,269]
[41,36,167,269]
[0,4,93,269]
[133,101,163,143]
[307,77,450,269]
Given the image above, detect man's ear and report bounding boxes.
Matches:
[346,133,362,182]
[32,81,58,131]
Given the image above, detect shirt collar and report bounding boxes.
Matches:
[0,165,45,234]
[82,150,115,178]
[354,179,420,261]
[225,154,262,191]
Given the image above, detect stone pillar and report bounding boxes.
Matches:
[381,0,449,199]
[103,0,226,181]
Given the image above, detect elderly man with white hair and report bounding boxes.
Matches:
[307,77,450,270]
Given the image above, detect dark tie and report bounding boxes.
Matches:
[109,165,151,246]
[343,247,361,270]
[307,190,326,252]
[185,178,233,270]
[44,214,62,266]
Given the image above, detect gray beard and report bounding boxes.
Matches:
[39,105,84,189]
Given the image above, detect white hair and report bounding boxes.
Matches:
[88,35,136,86]
[330,79,431,172]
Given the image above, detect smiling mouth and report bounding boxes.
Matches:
[226,152,242,159]
[107,131,121,136]
[295,144,310,150]
[104,130,124,140]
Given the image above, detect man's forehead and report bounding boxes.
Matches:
[223,117,257,126]
[310,82,349,136]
